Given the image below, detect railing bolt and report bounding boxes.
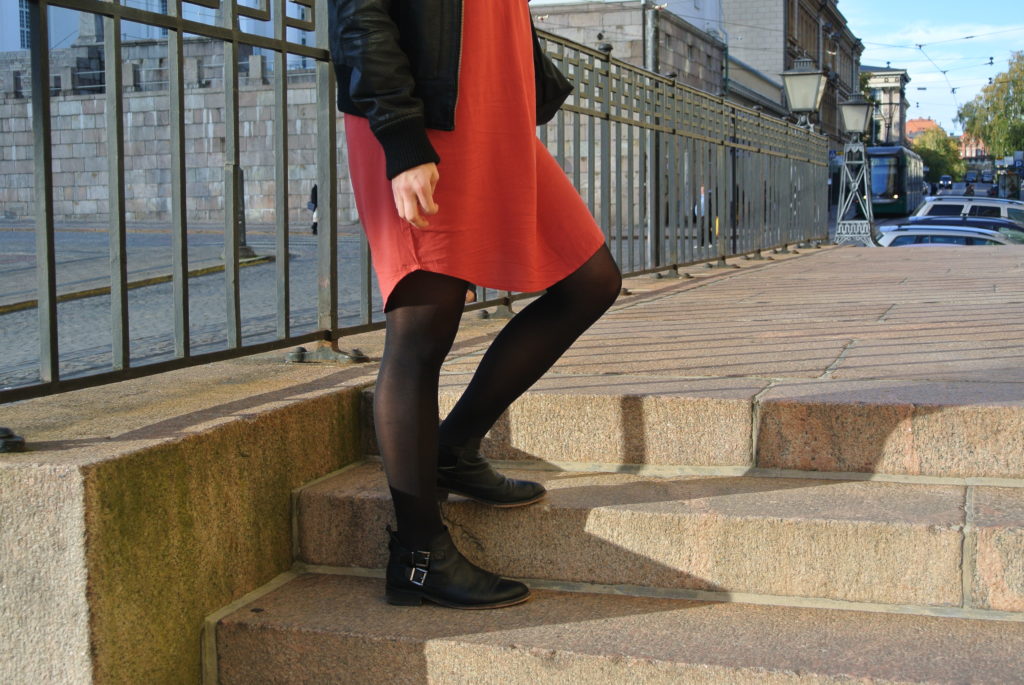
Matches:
[0,428,26,453]
[285,343,369,364]
[489,294,516,319]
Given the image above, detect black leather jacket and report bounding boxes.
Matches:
[329,0,571,179]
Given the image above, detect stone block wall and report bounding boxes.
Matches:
[721,0,785,79]
[533,2,725,94]
[0,39,356,227]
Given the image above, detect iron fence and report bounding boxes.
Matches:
[0,0,827,403]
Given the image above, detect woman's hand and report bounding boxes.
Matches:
[391,163,439,228]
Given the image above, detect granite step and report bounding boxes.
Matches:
[296,462,1024,612]
[361,373,1024,479]
[214,573,1024,685]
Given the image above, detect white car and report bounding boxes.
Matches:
[912,196,1024,226]
[877,226,1015,247]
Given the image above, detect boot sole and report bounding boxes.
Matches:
[437,488,547,508]
[386,587,532,610]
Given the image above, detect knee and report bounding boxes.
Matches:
[592,255,623,311]
[401,336,453,371]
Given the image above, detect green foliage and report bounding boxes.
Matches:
[913,127,965,181]
[957,51,1024,157]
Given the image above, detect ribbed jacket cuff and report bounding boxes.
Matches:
[375,117,441,180]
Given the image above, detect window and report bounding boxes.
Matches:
[19,0,31,50]
[967,238,1000,246]
[926,235,967,245]
[924,204,963,216]
[997,230,1024,245]
[967,206,1000,218]
[870,157,899,198]
[889,236,920,246]
[1008,208,1024,224]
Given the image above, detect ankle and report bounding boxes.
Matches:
[438,437,483,467]
[395,523,443,551]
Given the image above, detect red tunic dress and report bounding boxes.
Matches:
[344,0,606,308]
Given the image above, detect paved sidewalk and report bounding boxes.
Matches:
[0,227,274,311]
[571,244,1024,384]
[7,243,1024,446]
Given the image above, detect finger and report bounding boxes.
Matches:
[402,192,427,228]
[392,183,421,227]
[416,183,439,216]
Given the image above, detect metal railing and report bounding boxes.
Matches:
[1,0,827,403]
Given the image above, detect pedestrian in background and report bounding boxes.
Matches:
[331,0,621,610]
[308,184,318,235]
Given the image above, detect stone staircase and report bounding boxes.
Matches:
[211,379,1024,683]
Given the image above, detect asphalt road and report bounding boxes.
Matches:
[0,227,383,390]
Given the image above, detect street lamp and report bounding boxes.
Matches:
[781,57,827,130]
[839,92,873,141]
[835,92,877,246]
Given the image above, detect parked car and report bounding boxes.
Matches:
[939,175,953,189]
[964,170,979,183]
[877,225,1015,247]
[892,216,1024,243]
[981,170,994,184]
[911,196,1024,226]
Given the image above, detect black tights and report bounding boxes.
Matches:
[374,245,622,548]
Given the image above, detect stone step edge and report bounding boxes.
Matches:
[360,453,1024,489]
[243,563,1024,628]
[362,382,1024,479]
[202,570,301,685]
[290,461,369,561]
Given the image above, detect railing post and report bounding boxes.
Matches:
[315,0,338,335]
[645,81,662,270]
[222,0,242,347]
[105,7,130,371]
[273,0,290,339]
[169,0,191,358]
[28,0,58,385]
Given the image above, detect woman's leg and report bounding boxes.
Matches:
[377,270,533,609]
[375,270,468,549]
[438,245,621,448]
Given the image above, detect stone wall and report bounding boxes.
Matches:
[0,39,356,227]
[533,2,725,94]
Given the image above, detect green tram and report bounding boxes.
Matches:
[868,145,925,216]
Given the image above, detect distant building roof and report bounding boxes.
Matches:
[906,117,943,140]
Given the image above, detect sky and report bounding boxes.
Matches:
[838,1,1024,136]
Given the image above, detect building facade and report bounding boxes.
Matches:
[906,117,942,143]
[862,64,910,147]
[531,1,727,95]
[958,134,988,161]
[721,0,862,149]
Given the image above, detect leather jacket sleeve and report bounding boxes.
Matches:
[330,0,440,179]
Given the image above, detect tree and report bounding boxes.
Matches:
[957,51,1024,157]
[913,127,965,182]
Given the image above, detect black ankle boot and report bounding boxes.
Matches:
[385,527,531,609]
[437,438,546,507]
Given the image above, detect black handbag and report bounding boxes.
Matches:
[532,23,573,125]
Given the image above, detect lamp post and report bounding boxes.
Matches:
[779,58,826,251]
[834,92,877,246]
[781,58,827,131]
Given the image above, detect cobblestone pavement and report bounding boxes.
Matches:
[0,226,382,389]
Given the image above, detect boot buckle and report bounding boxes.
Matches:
[409,550,430,586]
[409,567,428,586]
